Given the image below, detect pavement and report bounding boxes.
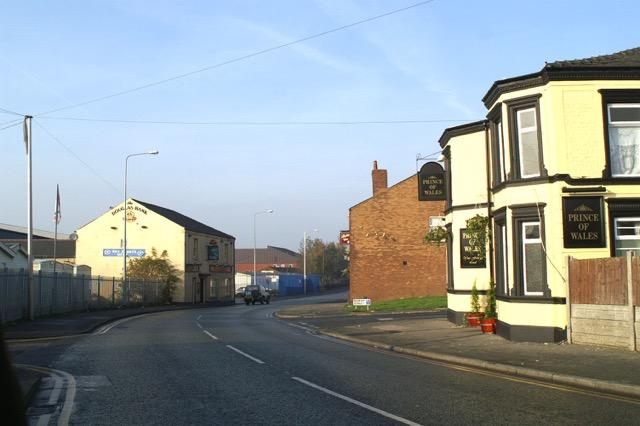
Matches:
[276,303,640,399]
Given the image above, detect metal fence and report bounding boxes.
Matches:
[0,268,168,324]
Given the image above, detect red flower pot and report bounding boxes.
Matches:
[466,312,484,327]
[480,318,496,334]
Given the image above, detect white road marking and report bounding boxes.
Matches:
[196,322,203,329]
[284,322,314,332]
[197,314,202,320]
[377,318,393,321]
[203,330,218,340]
[226,345,265,364]
[291,376,421,426]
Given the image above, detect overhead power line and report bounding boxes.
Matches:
[40,116,470,126]
[0,106,23,116]
[34,120,120,194]
[36,0,436,117]
[0,119,23,132]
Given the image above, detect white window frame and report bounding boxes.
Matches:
[496,119,507,182]
[607,103,640,177]
[516,108,540,179]
[522,221,543,296]
[614,217,640,256]
[500,223,509,295]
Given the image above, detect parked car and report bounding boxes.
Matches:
[243,285,271,305]
[235,287,245,298]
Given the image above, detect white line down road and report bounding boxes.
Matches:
[226,345,265,364]
[203,330,218,340]
[291,376,422,426]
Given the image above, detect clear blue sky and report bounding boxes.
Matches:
[1,0,639,250]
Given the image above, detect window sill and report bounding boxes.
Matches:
[496,295,566,304]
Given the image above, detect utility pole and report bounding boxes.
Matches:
[24,116,34,320]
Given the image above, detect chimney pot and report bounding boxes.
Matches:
[371,160,388,196]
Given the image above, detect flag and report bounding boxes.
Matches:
[54,184,61,224]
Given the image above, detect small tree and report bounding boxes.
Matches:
[470,281,481,314]
[484,281,497,319]
[128,248,180,303]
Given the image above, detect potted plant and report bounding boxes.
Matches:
[466,281,483,327]
[480,281,497,334]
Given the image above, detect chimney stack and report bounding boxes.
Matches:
[372,160,388,196]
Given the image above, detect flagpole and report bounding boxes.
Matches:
[25,116,34,320]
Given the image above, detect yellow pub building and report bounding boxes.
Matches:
[75,199,235,304]
[443,47,640,342]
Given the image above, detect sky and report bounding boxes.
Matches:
[2,0,639,250]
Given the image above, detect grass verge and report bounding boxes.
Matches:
[345,295,447,313]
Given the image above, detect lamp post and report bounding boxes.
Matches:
[123,150,158,304]
[303,229,318,296]
[253,209,274,286]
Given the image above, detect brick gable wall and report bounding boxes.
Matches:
[349,176,446,302]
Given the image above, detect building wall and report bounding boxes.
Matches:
[349,176,446,302]
[443,127,491,323]
[76,200,187,300]
[483,80,640,341]
[184,230,234,303]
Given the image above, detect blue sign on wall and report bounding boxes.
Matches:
[103,249,146,257]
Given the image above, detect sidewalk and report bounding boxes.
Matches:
[277,303,640,399]
[3,303,222,340]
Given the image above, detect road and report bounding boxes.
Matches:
[9,292,640,425]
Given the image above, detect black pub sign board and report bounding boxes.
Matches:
[562,196,605,248]
[417,162,446,201]
[460,228,486,268]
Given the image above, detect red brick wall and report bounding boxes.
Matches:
[349,175,446,302]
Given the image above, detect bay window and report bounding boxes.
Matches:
[511,204,549,297]
[614,217,640,256]
[607,104,640,177]
[507,95,545,180]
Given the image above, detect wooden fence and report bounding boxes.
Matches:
[568,254,639,350]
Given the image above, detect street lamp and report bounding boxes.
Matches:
[303,229,318,296]
[123,150,159,303]
[253,209,274,286]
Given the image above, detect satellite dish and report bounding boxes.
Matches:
[69,232,78,241]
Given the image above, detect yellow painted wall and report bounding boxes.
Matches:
[445,129,491,311]
[448,292,486,314]
[76,199,186,301]
[497,300,566,328]
[449,131,488,207]
[484,80,640,331]
[448,207,491,291]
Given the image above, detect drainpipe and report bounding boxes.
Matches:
[484,121,495,281]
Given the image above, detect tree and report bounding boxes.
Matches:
[299,238,349,287]
[127,248,180,302]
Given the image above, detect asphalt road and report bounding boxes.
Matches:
[9,292,640,425]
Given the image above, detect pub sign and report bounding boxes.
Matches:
[460,228,486,268]
[562,197,605,248]
[417,162,446,201]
